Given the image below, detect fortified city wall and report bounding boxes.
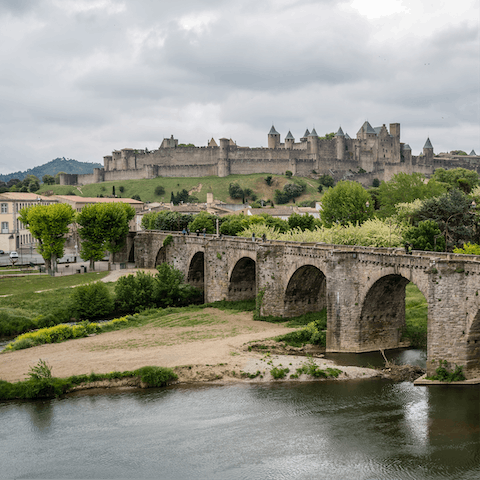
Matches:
[59,122,480,186]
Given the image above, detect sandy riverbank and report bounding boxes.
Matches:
[0,309,382,385]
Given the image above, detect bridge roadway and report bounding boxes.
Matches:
[133,231,480,379]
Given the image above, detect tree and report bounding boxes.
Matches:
[154,185,165,196]
[285,170,293,178]
[19,203,75,271]
[229,182,244,199]
[288,213,315,231]
[265,176,273,186]
[188,211,218,234]
[318,174,335,188]
[413,189,479,250]
[42,174,55,185]
[320,180,373,227]
[403,220,445,252]
[378,172,446,217]
[431,168,479,193]
[76,203,136,268]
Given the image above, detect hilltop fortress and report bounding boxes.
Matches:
[59,121,479,186]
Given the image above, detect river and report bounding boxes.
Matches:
[1,352,479,480]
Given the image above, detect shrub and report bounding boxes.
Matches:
[265,176,273,186]
[154,185,165,196]
[70,282,115,320]
[115,272,156,312]
[228,182,244,199]
[135,366,178,387]
[270,366,290,379]
[285,170,293,178]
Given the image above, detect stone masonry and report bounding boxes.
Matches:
[133,232,480,380]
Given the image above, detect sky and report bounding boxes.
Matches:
[0,0,479,174]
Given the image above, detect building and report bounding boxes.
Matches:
[0,192,58,252]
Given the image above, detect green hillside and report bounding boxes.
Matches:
[0,158,103,183]
[37,174,323,205]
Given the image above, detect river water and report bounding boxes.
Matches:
[1,361,479,480]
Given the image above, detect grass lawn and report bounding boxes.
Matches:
[0,272,109,296]
[37,173,322,205]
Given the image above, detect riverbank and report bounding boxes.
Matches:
[0,308,382,387]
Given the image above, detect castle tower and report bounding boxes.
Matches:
[218,138,230,177]
[423,137,434,161]
[300,128,310,142]
[268,126,280,149]
[285,130,295,150]
[308,128,319,156]
[389,123,400,139]
[401,144,412,164]
[335,127,345,161]
[470,150,477,156]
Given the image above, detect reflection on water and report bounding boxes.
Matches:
[1,380,479,479]
[326,348,427,369]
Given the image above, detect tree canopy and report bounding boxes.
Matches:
[77,202,136,267]
[19,203,75,270]
[431,168,479,193]
[320,180,373,227]
[377,172,446,217]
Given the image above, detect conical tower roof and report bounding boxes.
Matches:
[470,149,477,156]
[309,128,318,137]
[335,127,345,137]
[402,144,411,151]
[268,125,280,135]
[423,137,433,149]
[345,133,351,140]
[362,121,376,134]
[302,128,310,138]
[285,130,294,140]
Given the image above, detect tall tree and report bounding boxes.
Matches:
[320,180,373,227]
[77,203,136,268]
[19,203,75,271]
[378,172,446,217]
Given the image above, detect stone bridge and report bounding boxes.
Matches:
[133,232,480,379]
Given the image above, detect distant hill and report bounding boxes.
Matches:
[0,158,103,183]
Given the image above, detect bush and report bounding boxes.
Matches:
[285,170,293,178]
[115,272,156,312]
[428,360,465,382]
[154,185,165,196]
[135,366,178,387]
[228,182,244,199]
[70,282,115,320]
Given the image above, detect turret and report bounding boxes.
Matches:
[470,149,477,156]
[423,137,434,161]
[285,130,295,150]
[308,128,319,155]
[300,129,310,142]
[335,127,345,161]
[401,144,412,164]
[268,126,280,149]
[218,138,230,177]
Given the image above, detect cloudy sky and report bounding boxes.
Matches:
[0,0,479,174]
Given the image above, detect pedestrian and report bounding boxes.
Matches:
[182,228,187,235]
[262,233,266,242]
[196,230,199,236]
[203,228,206,237]
[252,232,255,242]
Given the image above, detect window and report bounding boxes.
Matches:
[1,221,8,233]
[1,203,7,213]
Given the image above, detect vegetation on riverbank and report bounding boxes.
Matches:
[426,360,466,382]
[0,359,178,400]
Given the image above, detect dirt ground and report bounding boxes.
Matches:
[0,269,383,386]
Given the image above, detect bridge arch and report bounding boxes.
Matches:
[284,265,327,317]
[466,311,480,377]
[187,251,205,292]
[359,273,425,352]
[155,246,166,266]
[228,256,256,301]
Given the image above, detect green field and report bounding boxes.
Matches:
[37,173,322,204]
